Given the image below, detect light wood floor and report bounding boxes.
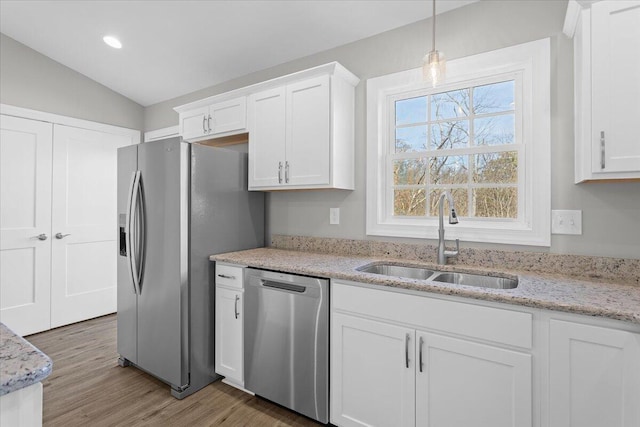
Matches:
[27,314,320,426]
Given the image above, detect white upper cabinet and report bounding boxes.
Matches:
[176,96,247,142]
[248,63,358,191]
[174,62,358,190]
[284,75,331,187]
[567,0,640,182]
[249,75,332,189]
[247,87,286,188]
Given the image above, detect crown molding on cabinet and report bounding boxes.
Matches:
[563,0,600,37]
[173,62,359,114]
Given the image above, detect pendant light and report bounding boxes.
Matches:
[422,0,445,87]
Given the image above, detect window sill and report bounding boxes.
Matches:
[367,219,550,247]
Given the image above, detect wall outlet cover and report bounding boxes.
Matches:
[551,210,582,235]
[329,208,340,225]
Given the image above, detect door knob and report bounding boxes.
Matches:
[55,232,71,239]
[33,233,48,241]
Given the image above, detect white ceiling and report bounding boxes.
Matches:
[0,0,476,107]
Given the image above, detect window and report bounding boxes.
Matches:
[366,39,550,246]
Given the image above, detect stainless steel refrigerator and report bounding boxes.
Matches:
[116,138,264,399]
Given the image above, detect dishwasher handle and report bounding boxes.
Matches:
[261,280,306,293]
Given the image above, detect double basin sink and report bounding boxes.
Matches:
[357,263,518,289]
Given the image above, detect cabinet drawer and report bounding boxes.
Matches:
[215,264,244,289]
[332,282,532,349]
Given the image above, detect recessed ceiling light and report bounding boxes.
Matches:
[103,36,122,49]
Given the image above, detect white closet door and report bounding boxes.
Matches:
[0,115,53,336]
[50,124,130,327]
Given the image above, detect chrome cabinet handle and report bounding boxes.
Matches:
[55,232,71,239]
[33,233,48,241]
[202,116,207,133]
[217,274,236,280]
[285,161,290,183]
[234,294,240,319]
[600,131,605,170]
[278,161,283,184]
[405,333,410,369]
[419,336,424,373]
[208,114,212,133]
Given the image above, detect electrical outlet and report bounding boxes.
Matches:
[551,210,582,235]
[329,208,340,225]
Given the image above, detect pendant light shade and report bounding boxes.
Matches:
[423,0,445,87]
[423,50,446,87]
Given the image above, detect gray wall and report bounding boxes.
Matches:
[0,33,144,130]
[149,0,639,259]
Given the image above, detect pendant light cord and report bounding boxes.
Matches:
[432,0,436,52]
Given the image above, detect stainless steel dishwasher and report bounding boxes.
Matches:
[244,268,329,424]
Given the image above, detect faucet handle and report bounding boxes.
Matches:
[444,239,460,259]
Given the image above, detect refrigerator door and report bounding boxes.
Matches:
[188,145,264,392]
[136,138,190,390]
[117,145,138,364]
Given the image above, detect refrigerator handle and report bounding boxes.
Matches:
[135,175,146,295]
[128,170,142,295]
[124,171,137,295]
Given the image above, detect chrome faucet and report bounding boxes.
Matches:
[437,190,459,265]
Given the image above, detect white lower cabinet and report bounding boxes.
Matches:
[548,319,640,427]
[214,264,244,387]
[331,281,533,427]
[332,313,415,427]
[415,332,531,427]
[331,280,640,427]
[0,382,43,427]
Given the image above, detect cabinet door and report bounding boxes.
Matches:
[215,287,243,385]
[591,1,640,173]
[331,313,415,427]
[415,331,532,427]
[286,75,331,186]
[248,87,286,189]
[549,320,640,427]
[179,106,209,141]
[0,115,53,336]
[50,124,131,328]
[210,97,246,136]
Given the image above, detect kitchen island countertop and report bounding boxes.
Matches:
[211,247,640,325]
[0,323,52,396]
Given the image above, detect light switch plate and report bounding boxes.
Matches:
[329,208,340,225]
[551,210,582,235]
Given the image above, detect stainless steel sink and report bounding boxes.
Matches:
[431,272,518,289]
[357,263,518,289]
[357,264,436,280]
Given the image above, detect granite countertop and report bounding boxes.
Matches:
[0,323,52,396]
[211,247,640,325]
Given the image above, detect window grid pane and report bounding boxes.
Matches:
[392,79,518,219]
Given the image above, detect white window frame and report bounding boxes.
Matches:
[366,38,550,246]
